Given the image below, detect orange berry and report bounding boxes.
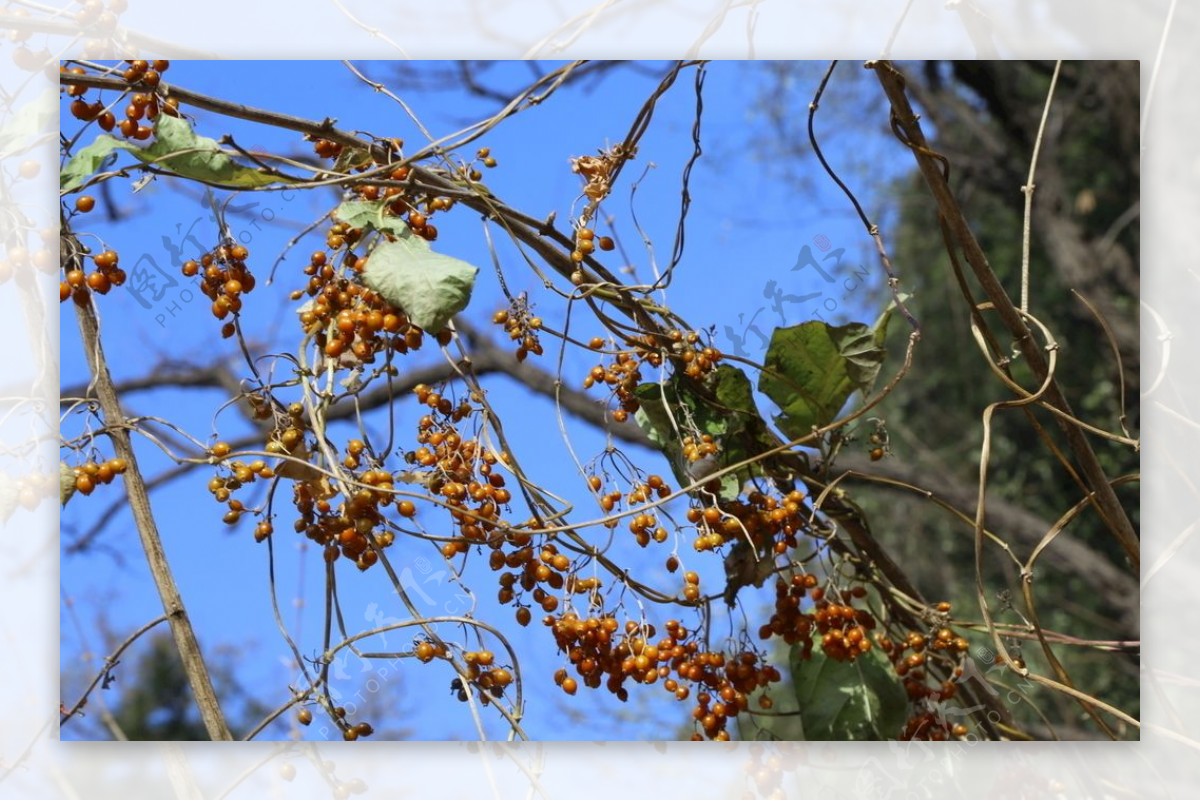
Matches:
[93,250,118,271]
[85,271,111,294]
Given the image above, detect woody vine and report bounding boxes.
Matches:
[58,59,1139,742]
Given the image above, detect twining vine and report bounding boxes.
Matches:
[58,59,1138,742]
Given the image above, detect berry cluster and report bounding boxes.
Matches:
[237,404,398,570]
[3,470,57,511]
[309,137,345,161]
[326,143,498,245]
[686,488,809,554]
[586,473,673,547]
[682,648,781,741]
[589,476,624,527]
[874,602,976,740]
[569,225,614,265]
[326,705,374,741]
[877,612,971,682]
[222,385,509,574]
[457,649,515,705]
[867,422,890,461]
[743,748,792,799]
[203,444,276,538]
[294,244,425,364]
[63,59,177,140]
[810,586,876,662]
[61,249,126,304]
[181,243,255,336]
[1,229,56,287]
[549,616,656,701]
[70,457,129,496]
[580,332,724,423]
[9,1,124,63]
[415,641,516,704]
[581,349,645,423]
[681,433,719,464]
[759,576,876,663]
[545,614,781,740]
[403,385,514,561]
[669,329,724,381]
[492,298,544,362]
[290,470,396,572]
[493,541,570,622]
[349,162,446,242]
[260,404,308,464]
[414,639,449,663]
[476,147,498,170]
[899,711,969,741]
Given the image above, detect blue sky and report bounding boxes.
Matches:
[59,60,902,741]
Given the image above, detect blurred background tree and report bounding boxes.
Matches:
[743,60,1138,739]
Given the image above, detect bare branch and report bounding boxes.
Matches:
[60,615,169,728]
[64,221,232,741]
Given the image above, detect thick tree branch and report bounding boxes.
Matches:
[62,327,655,449]
[64,222,232,741]
[870,61,1139,573]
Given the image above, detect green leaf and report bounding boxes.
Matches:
[632,365,787,501]
[789,644,908,740]
[360,230,479,332]
[59,134,127,192]
[758,319,888,441]
[137,114,282,188]
[633,375,739,499]
[60,115,291,193]
[710,364,800,475]
[713,363,758,419]
[332,198,412,238]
